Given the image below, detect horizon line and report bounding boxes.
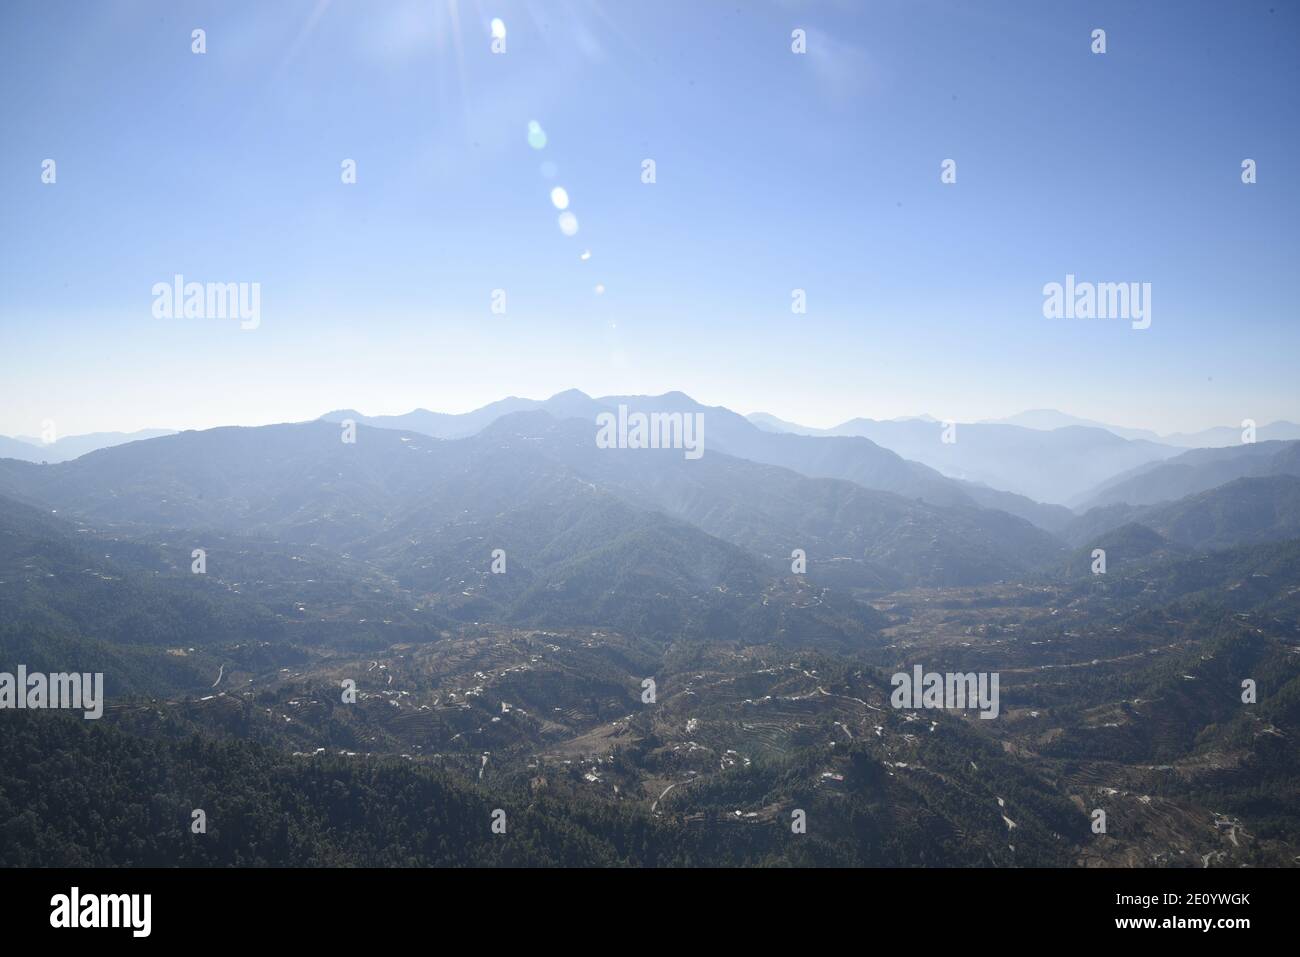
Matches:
[5,388,1297,446]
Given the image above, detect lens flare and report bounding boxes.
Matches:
[527,120,547,150]
[550,187,570,210]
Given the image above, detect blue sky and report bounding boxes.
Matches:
[1,0,1296,436]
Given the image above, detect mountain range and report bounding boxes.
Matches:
[4,388,1300,868]
[8,397,1295,509]
[978,409,1300,448]
[6,391,1298,565]
[0,429,175,464]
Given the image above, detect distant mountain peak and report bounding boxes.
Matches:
[546,388,593,401]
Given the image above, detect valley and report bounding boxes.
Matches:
[2,395,1299,868]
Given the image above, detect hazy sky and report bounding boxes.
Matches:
[1,0,1297,437]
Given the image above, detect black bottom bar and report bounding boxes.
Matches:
[0,866,1283,942]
